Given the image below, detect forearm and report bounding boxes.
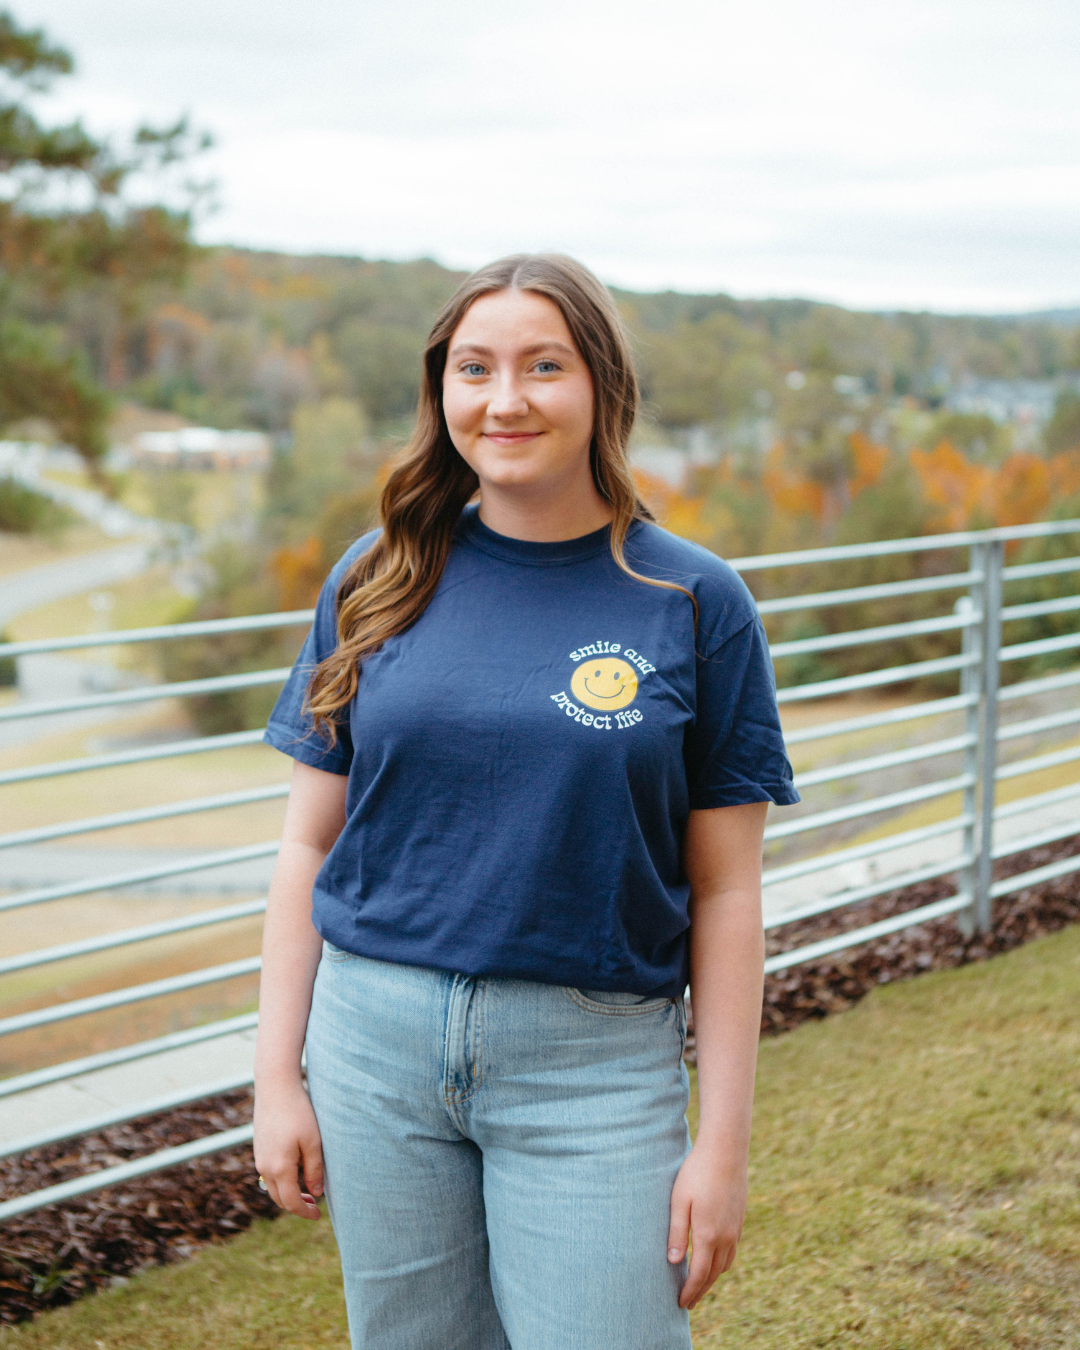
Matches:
[689,885,764,1158]
[254,838,328,1088]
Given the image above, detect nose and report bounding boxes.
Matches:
[487,371,530,420]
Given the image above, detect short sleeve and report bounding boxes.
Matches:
[685,617,800,810]
[263,557,362,776]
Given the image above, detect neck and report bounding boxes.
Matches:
[476,470,614,544]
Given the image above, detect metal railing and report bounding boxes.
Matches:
[1,521,1079,1219]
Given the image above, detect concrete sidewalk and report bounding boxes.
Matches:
[0,1027,258,1158]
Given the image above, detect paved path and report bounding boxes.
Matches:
[762,792,1078,920]
[0,541,155,629]
[0,536,164,754]
[0,1029,258,1157]
[0,845,276,894]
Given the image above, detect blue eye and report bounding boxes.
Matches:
[535,360,559,373]
[463,362,485,376]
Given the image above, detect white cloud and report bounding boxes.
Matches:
[20,0,1080,310]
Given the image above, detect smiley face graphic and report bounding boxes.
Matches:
[570,657,638,711]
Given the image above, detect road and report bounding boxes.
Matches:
[0,540,156,630]
[0,541,160,755]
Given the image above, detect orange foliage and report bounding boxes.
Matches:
[987,454,1050,529]
[849,432,890,498]
[1049,447,1080,501]
[910,441,1080,534]
[909,440,993,532]
[270,536,325,610]
[762,444,825,521]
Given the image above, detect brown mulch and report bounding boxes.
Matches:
[3,832,1079,1325]
[684,831,1080,1056]
[0,1090,273,1325]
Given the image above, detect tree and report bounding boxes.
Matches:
[1045,391,1080,455]
[0,10,209,468]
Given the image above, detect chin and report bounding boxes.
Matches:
[473,455,550,488]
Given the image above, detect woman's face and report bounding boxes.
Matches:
[442,289,595,497]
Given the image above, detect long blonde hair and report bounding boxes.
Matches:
[306,253,694,740]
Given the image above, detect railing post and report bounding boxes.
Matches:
[955,586,979,938]
[974,538,1004,932]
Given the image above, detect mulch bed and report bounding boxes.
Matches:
[3,831,1079,1325]
[0,1091,274,1326]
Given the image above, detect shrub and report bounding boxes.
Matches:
[0,478,72,535]
[0,628,16,687]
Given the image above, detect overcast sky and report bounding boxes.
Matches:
[23,0,1080,313]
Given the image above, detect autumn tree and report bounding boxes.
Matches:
[0,9,209,467]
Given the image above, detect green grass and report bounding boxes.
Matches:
[4,926,1079,1349]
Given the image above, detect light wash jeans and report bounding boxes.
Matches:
[306,944,693,1350]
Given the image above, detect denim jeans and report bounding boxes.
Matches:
[306,944,693,1350]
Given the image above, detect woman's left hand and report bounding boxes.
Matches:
[666,1139,749,1309]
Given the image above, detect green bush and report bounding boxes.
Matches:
[0,478,72,535]
[0,627,16,686]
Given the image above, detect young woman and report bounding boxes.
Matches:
[254,254,798,1350]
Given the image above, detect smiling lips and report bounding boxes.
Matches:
[583,678,627,701]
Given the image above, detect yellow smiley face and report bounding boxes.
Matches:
[570,657,638,711]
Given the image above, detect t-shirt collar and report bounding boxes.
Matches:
[457,502,616,566]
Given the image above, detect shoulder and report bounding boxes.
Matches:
[625,522,758,647]
[325,527,383,592]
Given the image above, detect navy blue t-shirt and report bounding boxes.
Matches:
[265,506,798,997]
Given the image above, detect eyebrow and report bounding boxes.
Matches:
[448,341,578,359]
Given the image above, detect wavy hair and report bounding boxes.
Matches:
[306,252,694,740]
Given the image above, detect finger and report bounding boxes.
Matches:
[276,1171,321,1220]
[717,1235,739,1276]
[679,1236,718,1310]
[300,1133,325,1198]
[667,1189,691,1264]
[684,1241,738,1309]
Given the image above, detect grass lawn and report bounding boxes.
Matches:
[3,925,1079,1349]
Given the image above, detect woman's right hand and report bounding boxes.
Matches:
[253,1077,325,1220]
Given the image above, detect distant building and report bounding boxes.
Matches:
[132,427,271,470]
[943,377,1080,427]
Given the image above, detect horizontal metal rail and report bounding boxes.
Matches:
[1001,593,1080,623]
[0,1124,255,1222]
[994,780,1080,821]
[997,706,1080,742]
[0,1014,259,1099]
[0,899,267,976]
[0,728,268,788]
[0,784,288,852]
[0,667,290,724]
[783,694,975,746]
[763,893,972,974]
[763,854,973,931]
[756,570,980,615]
[775,653,975,704]
[992,818,1080,860]
[990,852,1080,900]
[763,775,972,842]
[0,957,262,1039]
[1,1072,257,1162]
[793,734,973,790]
[0,841,279,914]
[996,742,1080,781]
[997,667,1080,703]
[0,608,315,659]
[770,610,975,660]
[998,630,1080,664]
[1002,555,1080,582]
[731,518,1080,573]
[762,816,972,889]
